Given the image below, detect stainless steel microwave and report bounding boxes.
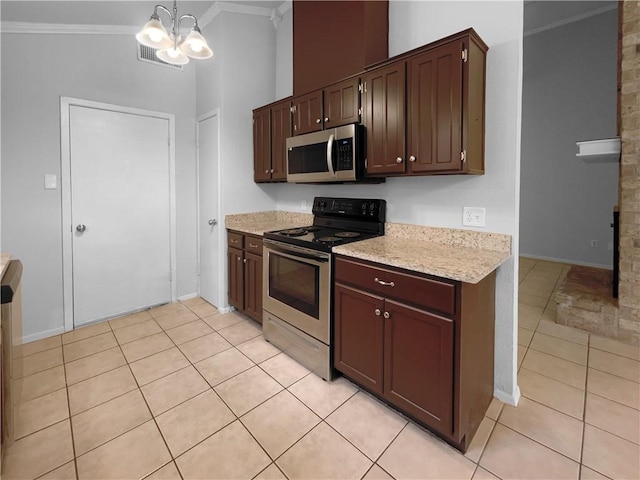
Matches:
[286,124,364,183]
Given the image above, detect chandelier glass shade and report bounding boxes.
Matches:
[136,1,213,66]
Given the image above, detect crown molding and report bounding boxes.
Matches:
[199,1,278,28]
[1,21,137,35]
[1,1,291,35]
[524,4,617,37]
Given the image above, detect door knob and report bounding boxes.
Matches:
[76,224,86,233]
[208,219,218,226]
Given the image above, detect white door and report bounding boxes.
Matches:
[197,113,220,306]
[69,105,172,326]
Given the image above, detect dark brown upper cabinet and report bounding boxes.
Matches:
[363,29,487,177]
[253,98,291,182]
[293,1,388,95]
[362,62,406,175]
[292,89,323,135]
[324,77,361,128]
[292,77,362,136]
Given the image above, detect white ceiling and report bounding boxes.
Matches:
[1,1,285,26]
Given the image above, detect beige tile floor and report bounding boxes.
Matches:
[3,258,639,479]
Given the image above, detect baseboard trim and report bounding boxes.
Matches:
[218,306,234,314]
[22,326,65,344]
[519,254,611,270]
[494,385,521,407]
[178,292,199,302]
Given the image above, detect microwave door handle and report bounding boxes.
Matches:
[326,133,336,176]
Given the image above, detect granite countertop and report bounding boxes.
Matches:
[224,211,511,284]
[0,253,12,278]
[225,211,313,236]
[333,223,511,284]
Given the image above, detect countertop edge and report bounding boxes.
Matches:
[0,253,13,279]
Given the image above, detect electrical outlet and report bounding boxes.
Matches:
[462,207,485,227]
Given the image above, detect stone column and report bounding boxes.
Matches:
[618,0,640,344]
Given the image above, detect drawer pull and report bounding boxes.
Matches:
[383,311,390,319]
[374,277,395,287]
[249,243,259,248]
[231,239,238,244]
[374,308,381,316]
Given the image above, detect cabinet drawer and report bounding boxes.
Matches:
[227,232,244,249]
[335,257,456,316]
[245,236,263,256]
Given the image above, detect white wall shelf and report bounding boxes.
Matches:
[576,138,620,163]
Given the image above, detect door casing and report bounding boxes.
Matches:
[60,96,177,332]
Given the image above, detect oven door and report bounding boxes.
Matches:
[263,239,331,344]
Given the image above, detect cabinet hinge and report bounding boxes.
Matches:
[462,48,468,63]
[358,107,362,116]
[290,106,294,114]
[358,83,363,93]
[363,81,367,93]
[461,150,467,163]
[365,158,368,169]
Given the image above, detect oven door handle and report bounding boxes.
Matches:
[265,244,330,264]
[326,133,336,176]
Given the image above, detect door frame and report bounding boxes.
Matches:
[196,108,226,309]
[60,96,177,332]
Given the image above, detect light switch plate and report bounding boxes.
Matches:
[463,207,485,227]
[44,174,58,190]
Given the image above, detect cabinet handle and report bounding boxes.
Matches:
[374,308,381,316]
[409,155,416,162]
[249,243,258,248]
[374,277,395,287]
[383,311,390,319]
[324,117,329,123]
[396,157,403,164]
[231,239,238,244]
[270,169,274,173]
[316,118,322,124]
[237,257,241,261]
[243,258,247,264]
[265,170,269,174]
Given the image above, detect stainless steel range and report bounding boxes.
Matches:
[262,197,386,380]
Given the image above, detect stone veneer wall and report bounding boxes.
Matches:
[618,0,640,343]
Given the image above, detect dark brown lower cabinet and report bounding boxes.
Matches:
[334,255,495,452]
[227,231,263,324]
[227,246,244,311]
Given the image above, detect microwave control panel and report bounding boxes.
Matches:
[335,138,353,171]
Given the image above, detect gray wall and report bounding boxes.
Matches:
[520,9,619,268]
[1,33,198,340]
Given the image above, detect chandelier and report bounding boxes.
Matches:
[136,1,213,66]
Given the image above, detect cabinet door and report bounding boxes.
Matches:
[227,247,244,311]
[271,100,291,181]
[244,252,263,324]
[363,62,406,175]
[383,299,453,433]
[324,77,360,128]
[407,41,463,173]
[253,107,272,182]
[293,90,323,135]
[334,284,385,394]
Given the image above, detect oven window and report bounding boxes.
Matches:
[269,253,320,318]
